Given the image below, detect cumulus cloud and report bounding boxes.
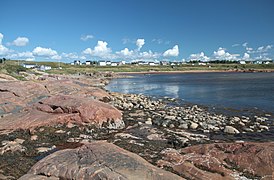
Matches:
[136,39,145,51]
[9,37,29,46]
[0,33,10,56]
[213,47,239,60]
[116,48,134,56]
[242,53,250,60]
[0,45,9,56]
[0,33,3,44]
[82,48,92,55]
[33,47,58,57]
[32,46,60,60]
[80,34,94,41]
[82,40,112,59]
[163,45,179,57]
[139,50,160,59]
[189,52,210,62]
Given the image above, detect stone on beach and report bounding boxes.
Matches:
[19,141,182,180]
[224,125,240,134]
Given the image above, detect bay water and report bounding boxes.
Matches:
[106,72,274,115]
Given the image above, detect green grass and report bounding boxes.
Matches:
[1,60,274,77]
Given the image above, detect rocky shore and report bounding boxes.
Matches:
[0,72,273,179]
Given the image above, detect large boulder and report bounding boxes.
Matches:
[0,95,123,133]
[158,142,274,179]
[19,141,182,180]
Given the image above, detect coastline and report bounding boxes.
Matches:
[116,68,274,75]
[0,72,274,179]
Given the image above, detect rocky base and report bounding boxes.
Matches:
[0,72,274,179]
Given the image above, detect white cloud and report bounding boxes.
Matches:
[189,52,210,62]
[82,48,92,55]
[242,53,250,60]
[0,45,9,56]
[256,45,273,53]
[32,46,60,60]
[80,34,94,41]
[62,52,79,59]
[82,40,112,59]
[9,37,29,46]
[139,50,160,59]
[116,48,134,56]
[163,45,179,57]
[213,47,239,60]
[33,47,58,57]
[52,55,61,60]
[122,38,133,44]
[0,33,3,44]
[136,39,145,51]
[242,42,248,47]
[0,33,10,56]
[232,44,240,47]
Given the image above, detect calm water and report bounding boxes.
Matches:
[106,72,274,114]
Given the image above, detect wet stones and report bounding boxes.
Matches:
[224,126,240,134]
[0,138,26,155]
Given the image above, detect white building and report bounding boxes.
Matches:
[74,60,81,65]
[98,61,107,66]
[22,64,36,69]
[85,61,91,65]
[111,62,118,66]
[239,60,246,64]
[39,65,52,71]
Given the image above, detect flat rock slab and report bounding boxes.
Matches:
[19,141,182,180]
[0,95,123,133]
[158,142,274,180]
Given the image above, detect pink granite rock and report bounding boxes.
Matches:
[19,141,182,180]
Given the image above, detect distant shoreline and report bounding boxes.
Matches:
[116,69,274,75]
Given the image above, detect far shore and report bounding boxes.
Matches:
[116,69,274,75]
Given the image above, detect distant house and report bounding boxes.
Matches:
[198,62,207,66]
[85,61,91,65]
[263,61,272,64]
[160,61,168,66]
[106,61,111,66]
[98,61,107,66]
[22,64,36,69]
[149,62,159,66]
[74,60,81,65]
[239,60,246,65]
[254,61,262,64]
[111,62,118,66]
[39,65,51,71]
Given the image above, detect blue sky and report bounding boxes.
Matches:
[0,0,274,62]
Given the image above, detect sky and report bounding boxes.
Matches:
[1,0,274,62]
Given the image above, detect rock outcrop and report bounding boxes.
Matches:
[158,142,274,179]
[0,95,123,132]
[19,141,182,180]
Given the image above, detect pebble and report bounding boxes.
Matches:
[190,122,198,129]
[224,126,240,134]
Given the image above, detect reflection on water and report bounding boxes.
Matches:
[106,72,274,114]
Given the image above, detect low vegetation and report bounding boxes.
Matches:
[1,60,274,78]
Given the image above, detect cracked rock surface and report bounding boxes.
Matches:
[19,141,182,180]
